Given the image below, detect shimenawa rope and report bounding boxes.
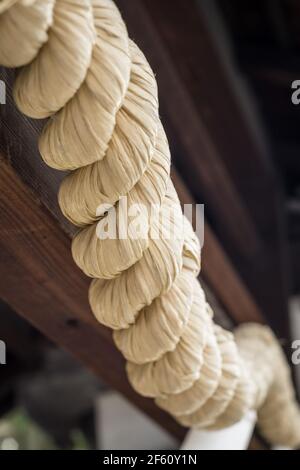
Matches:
[1,0,300,447]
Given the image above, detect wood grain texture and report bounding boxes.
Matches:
[172,169,264,325]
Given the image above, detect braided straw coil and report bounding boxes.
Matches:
[1,0,300,447]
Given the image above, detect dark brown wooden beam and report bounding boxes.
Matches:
[172,169,264,325]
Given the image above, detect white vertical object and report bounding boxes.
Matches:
[181,411,257,450]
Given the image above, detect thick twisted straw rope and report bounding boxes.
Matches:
[1,0,300,447]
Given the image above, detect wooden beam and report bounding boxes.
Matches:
[172,169,264,325]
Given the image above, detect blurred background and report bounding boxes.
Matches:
[1,0,300,450]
